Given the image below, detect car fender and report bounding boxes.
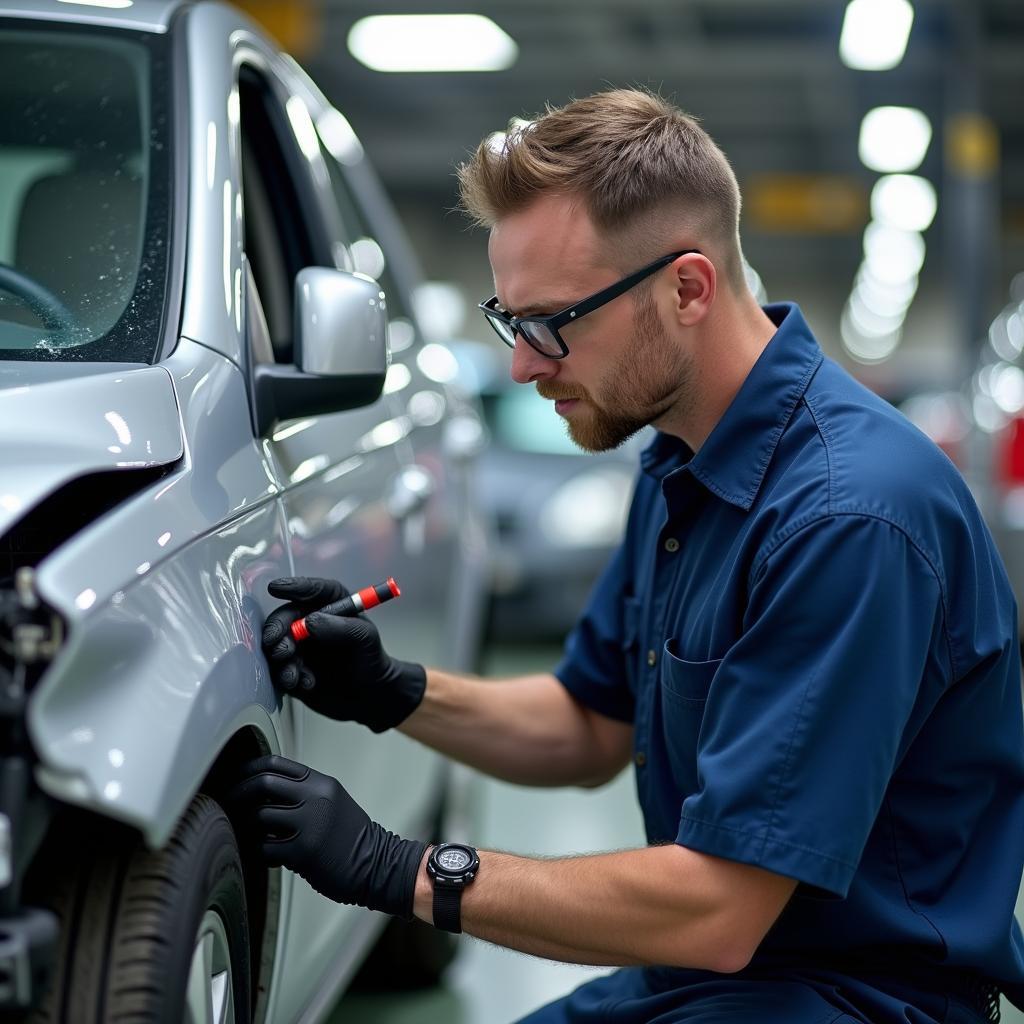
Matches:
[26,340,294,848]
[27,499,292,849]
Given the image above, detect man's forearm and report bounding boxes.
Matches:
[412,844,762,973]
[399,669,630,787]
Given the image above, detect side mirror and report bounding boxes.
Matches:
[253,268,389,435]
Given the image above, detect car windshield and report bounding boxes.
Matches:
[0,23,171,362]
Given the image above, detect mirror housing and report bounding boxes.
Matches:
[253,268,389,435]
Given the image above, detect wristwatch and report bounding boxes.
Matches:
[426,842,479,933]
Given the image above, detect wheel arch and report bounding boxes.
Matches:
[24,723,280,1024]
[198,725,279,1024]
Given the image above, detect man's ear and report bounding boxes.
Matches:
[672,252,716,327]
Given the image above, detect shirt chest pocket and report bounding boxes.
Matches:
[658,640,721,799]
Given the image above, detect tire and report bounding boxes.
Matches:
[25,794,251,1023]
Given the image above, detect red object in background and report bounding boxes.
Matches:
[997,417,1024,488]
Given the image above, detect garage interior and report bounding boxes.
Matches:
[2,0,1023,1021]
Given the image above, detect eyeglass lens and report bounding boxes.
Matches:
[485,313,563,357]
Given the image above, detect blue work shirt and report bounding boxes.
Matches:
[555,303,1024,1010]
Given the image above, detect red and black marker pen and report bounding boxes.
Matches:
[290,577,401,642]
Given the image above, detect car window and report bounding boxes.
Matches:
[315,137,419,364]
[238,66,319,364]
[0,25,171,362]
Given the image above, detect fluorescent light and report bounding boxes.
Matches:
[990,310,1024,362]
[859,106,932,172]
[57,0,133,7]
[840,0,914,70]
[992,365,1024,415]
[848,290,905,337]
[348,15,517,73]
[863,222,925,283]
[870,174,937,232]
[841,306,902,363]
[855,265,918,317]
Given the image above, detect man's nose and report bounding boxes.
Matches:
[509,335,558,385]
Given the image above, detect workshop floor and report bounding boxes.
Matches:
[329,642,646,1024]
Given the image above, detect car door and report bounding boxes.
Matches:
[233,50,445,1020]
[311,120,491,677]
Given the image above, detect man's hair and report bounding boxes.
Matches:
[457,88,746,291]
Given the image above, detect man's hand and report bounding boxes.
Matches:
[261,576,426,732]
[228,755,426,919]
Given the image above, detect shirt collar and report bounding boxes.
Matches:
[640,302,823,510]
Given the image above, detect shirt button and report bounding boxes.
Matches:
[647,649,657,667]
[664,537,680,553]
[635,751,647,767]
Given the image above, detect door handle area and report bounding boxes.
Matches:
[387,465,434,519]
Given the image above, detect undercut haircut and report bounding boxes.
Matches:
[458,88,747,291]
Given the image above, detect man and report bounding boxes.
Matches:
[230,90,1024,1023]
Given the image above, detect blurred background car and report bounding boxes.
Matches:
[464,344,647,642]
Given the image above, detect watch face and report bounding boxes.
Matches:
[437,847,472,872]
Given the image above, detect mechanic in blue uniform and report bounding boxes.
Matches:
[230,90,1024,1023]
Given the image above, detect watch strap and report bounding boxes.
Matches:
[433,883,463,934]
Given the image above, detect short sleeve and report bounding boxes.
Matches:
[554,539,637,724]
[676,514,946,896]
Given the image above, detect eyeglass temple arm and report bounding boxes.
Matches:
[553,250,699,324]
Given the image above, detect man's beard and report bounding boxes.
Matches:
[537,291,695,453]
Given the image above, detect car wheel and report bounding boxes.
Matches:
[27,794,251,1023]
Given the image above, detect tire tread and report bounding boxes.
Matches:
[25,794,250,1024]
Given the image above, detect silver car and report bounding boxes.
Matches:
[0,1,489,1020]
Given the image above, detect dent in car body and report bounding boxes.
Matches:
[28,338,291,846]
[0,362,184,538]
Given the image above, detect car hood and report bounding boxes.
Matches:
[0,360,183,537]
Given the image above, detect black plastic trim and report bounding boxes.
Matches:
[156,3,192,363]
[253,364,384,436]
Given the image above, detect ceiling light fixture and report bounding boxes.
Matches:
[859,106,932,172]
[348,15,517,73]
[56,0,133,7]
[839,0,914,70]
[870,174,937,232]
[863,222,926,283]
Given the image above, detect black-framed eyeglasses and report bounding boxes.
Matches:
[479,249,700,359]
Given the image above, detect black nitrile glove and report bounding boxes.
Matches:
[228,754,426,919]
[261,576,426,733]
